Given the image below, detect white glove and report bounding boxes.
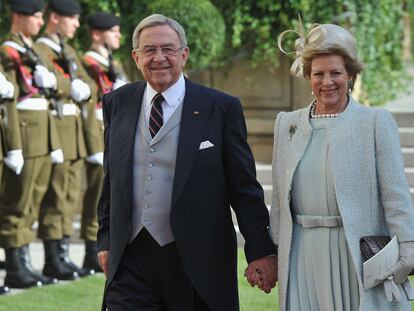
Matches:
[33,65,56,89]
[86,152,103,166]
[50,149,64,164]
[382,241,414,284]
[4,149,24,175]
[380,241,414,301]
[383,277,401,302]
[71,79,91,102]
[0,73,15,99]
[112,79,127,90]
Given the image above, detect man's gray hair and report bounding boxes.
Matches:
[132,14,187,50]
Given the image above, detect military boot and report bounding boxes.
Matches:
[4,247,42,288]
[20,245,58,285]
[82,241,101,274]
[59,237,90,277]
[43,240,78,280]
[0,286,9,295]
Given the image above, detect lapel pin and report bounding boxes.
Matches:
[193,111,200,115]
[288,125,297,140]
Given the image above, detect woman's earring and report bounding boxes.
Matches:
[348,80,353,95]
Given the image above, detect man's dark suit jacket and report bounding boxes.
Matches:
[97,78,275,311]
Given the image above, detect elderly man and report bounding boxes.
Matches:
[97,14,277,311]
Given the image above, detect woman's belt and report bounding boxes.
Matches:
[294,214,342,228]
[16,98,48,110]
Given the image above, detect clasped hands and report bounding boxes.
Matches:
[244,256,278,293]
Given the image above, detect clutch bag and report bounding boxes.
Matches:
[360,235,391,261]
[360,235,414,275]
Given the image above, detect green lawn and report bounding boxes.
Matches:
[0,249,276,311]
[0,249,413,311]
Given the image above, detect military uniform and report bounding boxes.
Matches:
[81,11,129,272]
[0,0,63,288]
[0,33,62,249]
[0,63,13,295]
[36,33,92,240]
[35,0,100,279]
[82,48,129,241]
[0,62,20,193]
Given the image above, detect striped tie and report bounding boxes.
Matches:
[149,93,164,138]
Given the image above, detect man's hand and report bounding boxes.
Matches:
[244,256,278,293]
[98,250,109,277]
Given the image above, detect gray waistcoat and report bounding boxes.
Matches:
[130,100,183,246]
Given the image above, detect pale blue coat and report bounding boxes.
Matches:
[270,98,414,311]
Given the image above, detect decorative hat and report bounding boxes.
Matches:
[48,0,81,16]
[87,12,120,30]
[278,15,359,77]
[10,0,43,15]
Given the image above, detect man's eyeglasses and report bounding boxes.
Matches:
[137,46,186,57]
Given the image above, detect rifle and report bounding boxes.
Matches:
[17,32,63,118]
[104,43,117,83]
[57,33,77,81]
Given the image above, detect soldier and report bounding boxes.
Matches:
[0,0,63,288]
[81,11,129,273]
[0,63,15,295]
[35,0,100,279]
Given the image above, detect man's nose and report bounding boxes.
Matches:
[153,49,167,61]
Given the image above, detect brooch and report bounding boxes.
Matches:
[288,125,297,140]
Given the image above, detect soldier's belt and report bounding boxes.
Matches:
[16,98,49,110]
[51,103,79,116]
[95,108,103,121]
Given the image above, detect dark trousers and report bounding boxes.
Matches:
[106,229,210,311]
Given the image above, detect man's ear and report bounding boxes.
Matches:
[50,12,60,25]
[181,47,190,67]
[91,29,102,43]
[131,49,141,70]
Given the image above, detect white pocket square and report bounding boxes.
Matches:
[199,140,214,150]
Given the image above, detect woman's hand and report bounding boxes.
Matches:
[380,241,414,302]
[382,241,414,284]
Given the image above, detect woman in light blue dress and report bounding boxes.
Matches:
[268,18,414,311]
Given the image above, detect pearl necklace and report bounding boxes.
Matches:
[310,101,345,119]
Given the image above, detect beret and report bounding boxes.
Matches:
[48,0,81,16]
[10,0,43,15]
[87,12,120,30]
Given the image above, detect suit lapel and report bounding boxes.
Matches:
[285,105,313,194]
[120,82,146,207]
[171,80,212,208]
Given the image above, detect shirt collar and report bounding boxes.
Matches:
[145,74,185,108]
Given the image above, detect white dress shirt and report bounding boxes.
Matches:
[144,74,185,125]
